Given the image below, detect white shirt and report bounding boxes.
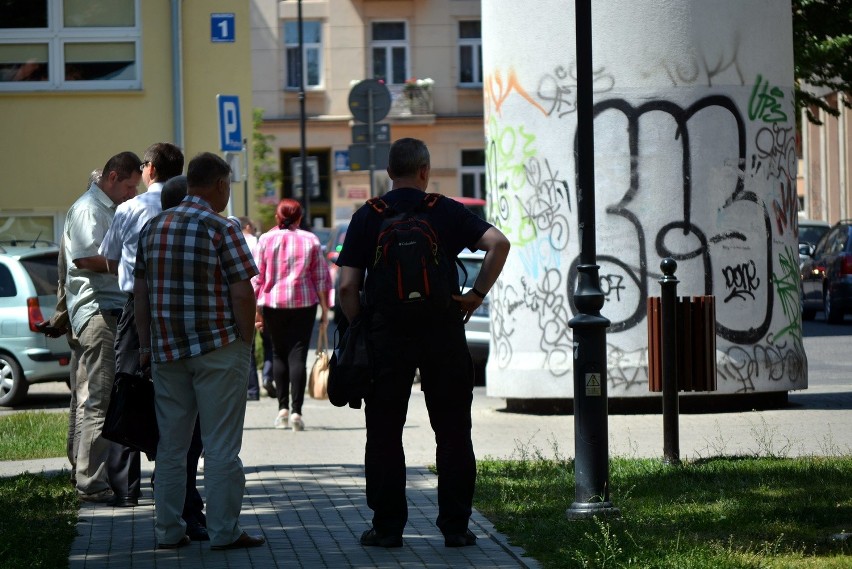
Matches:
[100,182,163,293]
[64,183,126,335]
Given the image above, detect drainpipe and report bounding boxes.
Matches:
[839,98,847,221]
[171,0,184,148]
[800,107,810,217]
[820,107,829,221]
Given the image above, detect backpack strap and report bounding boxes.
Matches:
[422,193,443,209]
[367,197,389,215]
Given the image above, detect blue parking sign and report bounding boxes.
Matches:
[217,95,242,152]
[211,13,235,43]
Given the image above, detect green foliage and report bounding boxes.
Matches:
[793,0,852,124]
[475,455,852,568]
[0,412,67,461]
[0,473,77,569]
[252,108,281,231]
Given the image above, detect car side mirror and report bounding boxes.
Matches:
[798,242,812,257]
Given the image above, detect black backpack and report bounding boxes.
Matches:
[364,193,464,318]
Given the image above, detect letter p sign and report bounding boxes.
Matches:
[217,95,242,152]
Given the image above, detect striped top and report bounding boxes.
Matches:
[135,195,258,362]
[253,227,330,309]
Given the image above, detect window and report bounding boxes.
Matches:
[371,22,407,85]
[0,0,140,91]
[284,20,322,89]
[458,21,482,86]
[460,150,486,199]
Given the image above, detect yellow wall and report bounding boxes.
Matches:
[0,0,253,237]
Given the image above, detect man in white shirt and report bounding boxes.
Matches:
[100,142,184,509]
[65,151,142,503]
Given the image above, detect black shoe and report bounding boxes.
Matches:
[263,379,277,398]
[444,529,477,548]
[157,535,191,549]
[211,532,265,550]
[111,495,139,508]
[247,392,260,401]
[360,528,403,548]
[186,521,209,541]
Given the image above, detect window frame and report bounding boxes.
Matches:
[283,19,324,91]
[460,149,486,200]
[457,20,482,87]
[370,20,409,85]
[0,0,141,92]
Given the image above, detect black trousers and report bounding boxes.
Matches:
[364,310,476,537]
[111,297,142,499]
[263,305,317,415]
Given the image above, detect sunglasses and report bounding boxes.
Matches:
[139,161,151,171]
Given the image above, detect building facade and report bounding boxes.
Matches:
[800,93,852,224]
[250,0,485,229]
[0,1,253,242]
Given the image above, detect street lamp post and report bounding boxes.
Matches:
[297,0,310,226]
[566,0,619,520]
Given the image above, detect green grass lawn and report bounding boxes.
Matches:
[0,412,76,569]
[475,455,852,568]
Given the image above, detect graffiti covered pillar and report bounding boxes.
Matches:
[482,0,806,399]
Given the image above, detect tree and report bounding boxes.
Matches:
[793,0,852,124]
[252,108,281,231]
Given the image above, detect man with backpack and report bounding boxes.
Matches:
[336,137,510,549]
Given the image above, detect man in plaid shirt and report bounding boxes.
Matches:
[134,152,265,551]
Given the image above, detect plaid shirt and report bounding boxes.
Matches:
[135,195,258,362]
[253,227,330,309]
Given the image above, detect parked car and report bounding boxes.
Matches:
[0,242,71,406]
[798,218,830,267]
[457,248,489,385]
[800,219,852,323]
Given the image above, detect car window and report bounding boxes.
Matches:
[19,253,58,296]
[457,257,482,288]
[798,225,829,247]
[813,229,834,256]
[0,263,16,297]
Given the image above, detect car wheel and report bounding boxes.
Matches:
[824,287,844,324]
[800,289,815,321]
[0,353,28,407]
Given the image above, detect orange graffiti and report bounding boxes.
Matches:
[484,68,547,118]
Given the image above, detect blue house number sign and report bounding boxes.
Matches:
[211,13,235,43]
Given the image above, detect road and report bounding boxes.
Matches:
[3,316,850,416]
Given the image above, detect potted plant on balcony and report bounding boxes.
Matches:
[403,78,433,113]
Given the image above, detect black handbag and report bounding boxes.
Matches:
[103,371,159,456]
[328,314,373,409]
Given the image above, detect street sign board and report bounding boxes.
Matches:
[217,94,242,152]
[348,143,390,171]
[334,150,350,171]
[211,13,236,43]
[352,123,390,144]
[291,156,320,198]
[348,79,391,123]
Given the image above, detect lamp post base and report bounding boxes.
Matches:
[565,501,621,520]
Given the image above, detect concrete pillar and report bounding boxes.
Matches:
[482,0,806,399]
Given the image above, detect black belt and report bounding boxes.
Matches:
[97,308,124,318]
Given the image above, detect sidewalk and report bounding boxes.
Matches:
[5,382,852,568]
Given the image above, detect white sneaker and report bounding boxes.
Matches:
[274,410,289,429]
[290,413,304,431]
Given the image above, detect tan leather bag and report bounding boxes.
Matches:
[308,323,330,400]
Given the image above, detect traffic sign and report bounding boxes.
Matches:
[211,13,235,43]
[348,143,390,171]
[352,123,390,144]
[217,95,242,152]
[348,79,391,123]
[291,156,320,198]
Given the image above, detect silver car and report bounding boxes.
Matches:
[0,243,71,406]
[457,249,489,385]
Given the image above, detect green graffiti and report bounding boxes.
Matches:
[748,74,788,123]
[771,245,802,346]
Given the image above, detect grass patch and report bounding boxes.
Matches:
[475,455,852,568]
[0,411,67,461]
[0,473,77,569]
